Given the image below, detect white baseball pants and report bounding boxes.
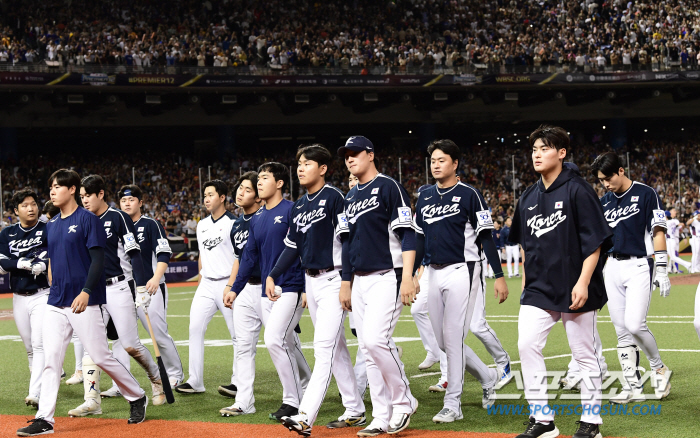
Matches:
[505,245,520,276]
[348,312,368,396]
[300,272,364,425]
[352,270,417,430]
[37,305,145,425]
[472,270,510,370]
[13,289,49,399]
[99,279,159,385]
[666,238,691,272]
[605,257,663,369]
[518,305,603,425]
[694,280,700,342]
[113,282,184,384]
[261,291,311,409]
[71,334,83,372]
[411,269,447,381]
[691,236,700,272]
[564,326,608,379]
[427,262,495,415]
[231,283,264,413]
[186,277,236,391]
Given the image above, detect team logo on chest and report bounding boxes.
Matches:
[421,203,461,224]
[8,236,44,257]
[604,203,640,228]
[346,196,380,224]
[527,211,567,237]
[274,216,283,224]
[294,207,327,233]
[233,230,249,249]
[202,236,224,250]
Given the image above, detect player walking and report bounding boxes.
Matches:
[500,218,520,277]
[265,145,365,436]
[0,189,49,408]
[509,126,612,438]
[338,136,419,436]
[224,163,311,421]
[590,152,674,403]
[175,179,239,396]
[666,208,692,273]
[412,140,507,423]
[17,169,147,437]
[112,185,183,392]
[66,175,165,417]
[688,210,700,273]
[219,172,265,417]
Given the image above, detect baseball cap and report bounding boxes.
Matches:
[337,136,374,158]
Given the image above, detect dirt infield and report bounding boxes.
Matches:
[671,273,700,286]
[1,415,531,438]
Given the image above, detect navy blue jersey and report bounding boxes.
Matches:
[0,221,49,292]
[344,173,413,272]
[232,200,304,295]
[133,216,171,283]
[46,207,107,307]
[509,166,612,313]
[231,211,261,279]
[600,181,666,257]
[413,182,493,265]
[500,226,516,247]
[99,208,141,279]
[285,184,345,270]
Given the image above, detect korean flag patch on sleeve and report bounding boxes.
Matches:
[398,207,412,224]
[123,232,139,252]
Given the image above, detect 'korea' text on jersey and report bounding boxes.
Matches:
[198,211,237,280]
[0,221,49,292]
[232,211,262,280]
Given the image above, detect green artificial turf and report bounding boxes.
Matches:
[0,269,698,437]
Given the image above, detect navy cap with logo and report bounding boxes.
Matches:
[337,136,374,157]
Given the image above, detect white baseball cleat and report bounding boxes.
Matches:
[24,396,39,408]
[100,386,122,398]
[68,399,102,417]
[65,370,83,385]
[610,386,645,404]
[432,408,463,423]
[559,375,582,392]
[428,380,448,392]
[653,365,672,399]
[169,377,181,388]
[220,403,255,417]
[396,345,403,359]
[151,380,166,406]
[418,355,439,370]
[494,362,513,390]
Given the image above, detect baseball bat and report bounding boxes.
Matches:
[143,309,175,404]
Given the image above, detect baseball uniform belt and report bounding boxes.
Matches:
[248,276,262,285]
[610,253,649,261]
[106,274,126,285]
[430,262,458,269]
[306,267,334,277]
[13,287,49,296]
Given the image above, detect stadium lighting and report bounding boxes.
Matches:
[681,128,685,131]
[409,130,412,134]
[644,129,648,132]
[603,126,606,129]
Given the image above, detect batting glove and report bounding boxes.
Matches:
[17,257,33,270]
[30,261,46,276]
[135,286,151,308]
[653,252,671,297]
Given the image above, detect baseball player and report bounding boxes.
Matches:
[500,218,520,277]
[666,208,692,273]
[265,145,364,436]
[219,171,265,417]
[17,169,147,437]
[509,126,612,438]
[109,185,183,393]
[412,140,506,423]
[66,175,165,417]
[0,189,49,408]
[687,210,700,273]
[224,163,311,421]
[338,136,419,436]
[175,179,239,396]
[590,152,673,403]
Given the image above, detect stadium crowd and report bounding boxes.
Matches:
[1,139,699,239]
[1,0,700,74]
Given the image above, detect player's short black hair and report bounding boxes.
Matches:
[81,174,107,199]
[427,139,461,164]
[117,184,143,201]
[529,124,569,156]
[48,168,81,191]
[237,171,259,198]
[590,152,623,178]
[203,179,228,201]
[12,189,39,211]
[257,162,289,189]
[296,144,332,168]
[43,201,60,218]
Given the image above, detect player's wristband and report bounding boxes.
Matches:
[655,251,668,266]
[226,284,233,288]
[494,272,505,279]
[81,288,92,296]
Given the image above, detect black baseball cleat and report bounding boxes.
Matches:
[515,417,560,438]
[573,421,602,438]
[269,403,298,422]
[127,395,148,424]
[174,383,204,394]
[16,418,53,436]
[217,383,237,398]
